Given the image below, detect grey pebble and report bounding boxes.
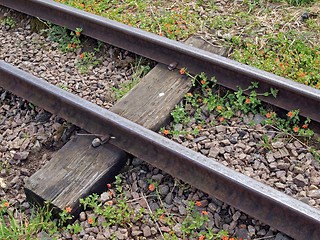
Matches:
[164,192,173,205]
[96,233,106,240]
[131,230,143,236]
[293,174,308,187]
[142,225,152,237]
[307,189,320,198]
[13,151,29,161]
[275,233,291,240]
[158,184,170,196]
[178,205,187,215]
[229,136,238,144]
[151,174,164,183]
[253,113,266,124]
[232,211,241,221]
[79,212,86,221]
[99,191,112,202]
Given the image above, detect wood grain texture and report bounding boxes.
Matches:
[111,64,190,131]
[111,36,229,131]
[25,136,126,215]
[24,36,229,215]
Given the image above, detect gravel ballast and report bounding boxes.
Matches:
[0,7,147,110]
[165,115,320,210]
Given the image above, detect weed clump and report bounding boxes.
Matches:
[232,32,320,89]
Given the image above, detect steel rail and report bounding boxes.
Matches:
[1,0,320,124]
[1,61,320,240]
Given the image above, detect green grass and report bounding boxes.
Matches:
[55,0,204,40]
[282,0,316,6]
[0,176,234,239]
[1,16,16,29]
[79,176,231,240]
[45,25,82,53]
[53,0,320,89]
[0,200,59,240]
[231,31,320,88]
[112,57,151,100]
[76,51,101,74]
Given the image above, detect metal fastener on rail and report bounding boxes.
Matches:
[75,133,115,147]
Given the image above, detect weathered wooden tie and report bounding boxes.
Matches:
[24,37,229,215]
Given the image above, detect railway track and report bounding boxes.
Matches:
[2,0,320,124]
[1,1,320,240]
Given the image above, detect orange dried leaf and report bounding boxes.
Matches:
[163,129,170,135]
[65,206,72,213]
[266,112,271,119]
[88,217,94,224]
[148,183,155,191]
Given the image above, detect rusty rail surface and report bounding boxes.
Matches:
[1,0,320,124]
[1,61,320,240]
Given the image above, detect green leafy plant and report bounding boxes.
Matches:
[66,222,82,234]
[79,176,144,228]
[0,200,59,239]
[1,16,16,29]
[259,134,274,150]
[280,0,316,6]
[243,0,263,14]
[76,51,101,74]
[0,172,236,239]
[46,24,104,74]
[232,32,320,89]
[58,84,68,91]
[58,206,74,226]
[171,104,191,124]
[160,200,229,239]
[168,70,277,133]
[45,25,82,52]
[165,69,318,160]
[181,201,209,237]
[145,182,232,240]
